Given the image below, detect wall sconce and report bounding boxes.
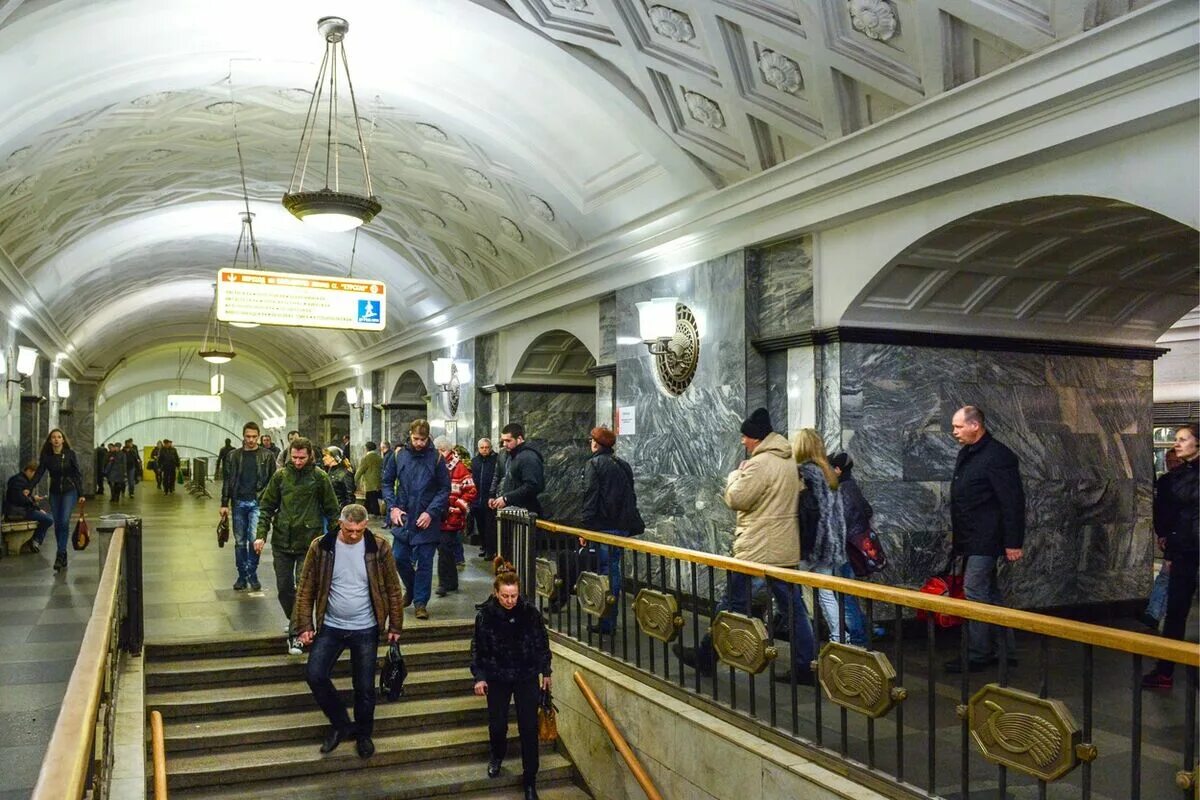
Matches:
[432,357,461,417]
[347,386,372,422]
[634,297,701,397]
[52,378,70,399]
[4,345,38,389]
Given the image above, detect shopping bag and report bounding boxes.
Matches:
[846,528,888,576]
[915,557,964,628]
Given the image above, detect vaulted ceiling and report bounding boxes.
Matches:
[0,0,1147,388]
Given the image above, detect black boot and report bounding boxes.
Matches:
[319,726,352,754]
[523,784,539,800]
[53,552,67,572]
[487,758,502,778]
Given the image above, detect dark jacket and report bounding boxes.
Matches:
[950,433,1026,557]
[104,450,128,484]
[1154,458,1199,559]
[470,596,552,683]
[292,529,406,637]
[32,448,84,496]
[492,443,545,516]
[123,446,142,475]
[327,464,356,509]
[4,472,37,518]
[157,446,181,472]
[255,462,340,553]
[471,452,498,508]
[220,446,277,506]
[382,444,450,546]
[838,471,873,537]
[582,448,636,531]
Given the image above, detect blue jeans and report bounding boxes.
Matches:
[595,531,626,633]
[306,625,379,735]
[838,562,868,646]
[127,467,140,496]
[1145,563,1170,623]
[231,500,261,583]
[49,490,78,557]
[12,509,54,546]
[394,533,436,607]
[963,555,1016,661]
[700,571,816,671]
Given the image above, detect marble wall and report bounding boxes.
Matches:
[474,334,498,447]
[295,389,322,444]
[750,237,813,339]
[63,382,97,497]
[503,389,595,524]
[837,343,1155,608]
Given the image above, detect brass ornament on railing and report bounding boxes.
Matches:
[966,684,1084,782]
[633,589,683,643]
[710,611,777,674]
[575,572,615,618]
[534,558,560,599]
[815,642,906,719]
[1177,766,1198,795]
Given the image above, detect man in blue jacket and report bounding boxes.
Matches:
[382,419,449,620]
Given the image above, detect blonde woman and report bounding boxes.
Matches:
[792,429,849,643]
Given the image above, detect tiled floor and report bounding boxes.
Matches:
[0,486,494,799]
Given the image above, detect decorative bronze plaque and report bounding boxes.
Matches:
[816,642,906,719]
[534,558,560,599]
[710,611,776,674]
[967,684,1084,781]
[575,571,614,618]
[633,589,683,643]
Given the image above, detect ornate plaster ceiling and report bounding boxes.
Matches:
[505,0,1140,183]
[848,196,1200,341]
[512,329,597,381]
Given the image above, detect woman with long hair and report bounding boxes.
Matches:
[30,428,85,572]
[470,570,551,800]
[792,428,849,643]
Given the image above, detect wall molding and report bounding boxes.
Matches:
[487,383,597,395]
[752,327,1168,360]
[585,363,616,378]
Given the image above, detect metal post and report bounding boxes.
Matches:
[120,517,143,656]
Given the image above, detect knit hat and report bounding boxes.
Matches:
[590,426,616,448]
[740,408,772,440]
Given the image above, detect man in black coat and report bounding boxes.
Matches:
[581,426,639,635]
[471,438,499,560]
[488,423,544,517]
[946,405,1025,673]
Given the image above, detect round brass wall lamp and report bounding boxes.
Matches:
[635,298,700,396]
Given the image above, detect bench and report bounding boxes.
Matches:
[1,520,39,556]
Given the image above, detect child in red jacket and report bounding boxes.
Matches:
[435,438,477,597]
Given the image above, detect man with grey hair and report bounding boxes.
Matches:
[471,437,499,560]
[293,504,406,759]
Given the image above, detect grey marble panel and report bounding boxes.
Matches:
[65,384,97,496]
[296,389,322,442]
[594,375,614,428]
[765,351,787,439]
[19,398,41,467]
[597,293,617,364]
[506,390,594,525]
[752,237,813,338]
[475,333,498,386]
[817,343,841,451]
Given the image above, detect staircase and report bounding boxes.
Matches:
[144,620,589,799]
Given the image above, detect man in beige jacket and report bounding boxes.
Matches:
[676,408,817,682]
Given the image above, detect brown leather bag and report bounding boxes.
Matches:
[537,687,558,743]
[72,515,90,551]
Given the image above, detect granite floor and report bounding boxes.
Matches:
[0,486,491,800]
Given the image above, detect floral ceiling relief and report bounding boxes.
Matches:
[848,0,899,42]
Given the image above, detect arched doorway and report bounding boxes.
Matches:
[386,370,429,448]
[323,390,350,447]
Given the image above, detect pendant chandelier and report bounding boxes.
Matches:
[199,287,236,365]
[282,16,381,233]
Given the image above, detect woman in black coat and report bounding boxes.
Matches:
[470,570,551,800]
[30,428,85,572]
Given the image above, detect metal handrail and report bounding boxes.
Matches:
[31,526,126,800]
[150,709,168,800]
[572,671,664,800]
[536,519,1198,667]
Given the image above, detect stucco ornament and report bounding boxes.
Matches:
[419,209,446,228]
[648,6,695,43]
[528,195,555,222]
[440,192,468,212]
[848,0,898,42]
[397,151,427,168]
[758,50,803,94]
[684,91,725,130]
[475,233,499,258]
[499,217,524,242]
[462,168,492,189]
[415,123,448,142]
[454,247,475,268]
[548,0,589,10]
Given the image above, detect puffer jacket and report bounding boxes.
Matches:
[441,452,477,533]
[470,595,552,683]
[723,432,801,567]
[1155,458,1199,559]
[255,462,340,554]
[292,529,406,637]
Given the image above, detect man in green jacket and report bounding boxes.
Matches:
[255,436,340,655]
[357,441,384,517]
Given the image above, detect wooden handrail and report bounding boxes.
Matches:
[31,526,126,800]
[150,709,168,800]
[572,671,664,800]
[537,519,1199,667]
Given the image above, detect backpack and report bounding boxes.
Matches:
[846,528,888,576]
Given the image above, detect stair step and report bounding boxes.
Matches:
[170,753,582,799]
[145,620,474,660]
[150,667,473,721]
[146,639,470,689]
[164,694,488,751]
[166,724,558,790]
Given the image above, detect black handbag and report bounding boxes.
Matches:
[379,642,408,701]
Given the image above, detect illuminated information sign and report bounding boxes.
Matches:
[217,268,386,332]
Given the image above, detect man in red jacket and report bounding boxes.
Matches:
[435,437,477,598]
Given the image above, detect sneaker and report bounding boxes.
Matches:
[456,561,466,572]
[1139,612,1161,631]
[287,637,303,656]
[356,735,375,759]
[1141,671,1173,690]
[414,605,429,620]
[232,578,248,591]
[435,587,448,597]
[248,580,262,592]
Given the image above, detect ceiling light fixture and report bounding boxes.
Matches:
[200,285,235,364]
[282,16,381,233]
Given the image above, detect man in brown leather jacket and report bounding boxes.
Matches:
[293,503,406,759]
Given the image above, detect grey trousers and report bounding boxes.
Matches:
[963,554,1016,661]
